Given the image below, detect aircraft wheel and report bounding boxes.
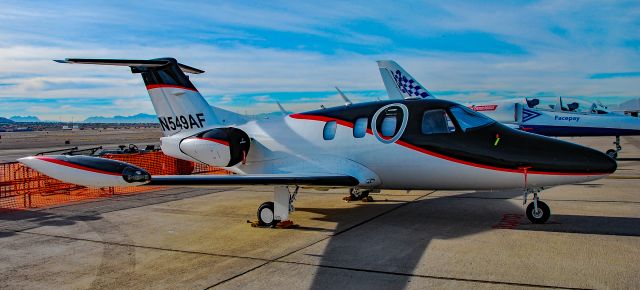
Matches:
[526,201,550,224]
[257,202,277,226]
[606,149,618,159]
[351,190,370,200]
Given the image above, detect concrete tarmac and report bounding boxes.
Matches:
[1,137,639,289]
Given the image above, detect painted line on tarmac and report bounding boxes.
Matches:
[16,229,590,290]
[272,260,589,290]
[10,189,593,290]
[15,230,272,262]
[204,190,438,289]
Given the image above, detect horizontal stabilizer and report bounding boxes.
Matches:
[54,58,205,74]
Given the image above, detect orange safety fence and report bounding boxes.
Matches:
[0,151,232,211]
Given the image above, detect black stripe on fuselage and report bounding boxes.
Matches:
[299,99,616,174]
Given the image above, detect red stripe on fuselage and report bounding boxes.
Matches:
[146,84,198,92]
[35,156,122,176]
[289,114,607,176]
[195,137,229,146]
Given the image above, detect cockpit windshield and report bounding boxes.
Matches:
[449,105,495,132]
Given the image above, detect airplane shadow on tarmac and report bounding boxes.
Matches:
[294,189,640,290]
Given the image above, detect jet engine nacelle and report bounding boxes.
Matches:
[179,127,250,167]
[18,155,151,187]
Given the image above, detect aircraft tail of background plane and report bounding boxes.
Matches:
[55,58,223,136]
[377,60,434,100]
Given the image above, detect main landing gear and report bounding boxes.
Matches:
[606,136,621,159]
[343,188,373,202]
[256,185,299,227]
[523,187,550,224]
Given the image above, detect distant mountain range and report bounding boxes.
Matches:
[10,116,41,122]
[613,97,640,111]
[83,113,158,123]
[0,117,14,123]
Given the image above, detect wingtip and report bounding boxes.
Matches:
[53,59,68,63]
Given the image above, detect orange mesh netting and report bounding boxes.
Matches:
[0,151,231,210]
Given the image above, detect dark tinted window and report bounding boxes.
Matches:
[422,109,454,134]
[449,106,495,132]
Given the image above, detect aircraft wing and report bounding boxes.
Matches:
[146,174,359,187]
[17,156,360,188]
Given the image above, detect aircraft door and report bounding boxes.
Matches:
[371,103,409,144]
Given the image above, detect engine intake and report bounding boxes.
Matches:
[179,127,250,167]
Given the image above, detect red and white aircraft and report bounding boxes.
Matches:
[19,58,617,226]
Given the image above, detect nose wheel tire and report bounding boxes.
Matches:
[257,202,277,226]
[606,149,618,159]
[526,201,550,224]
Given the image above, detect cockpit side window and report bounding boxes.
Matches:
[422,109,455,134]
[448,105,495,132]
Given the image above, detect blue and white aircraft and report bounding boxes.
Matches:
[378,60,640,159]
[18,58,617,226]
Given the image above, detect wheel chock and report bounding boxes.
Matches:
[246,220,298,229]
[361,196,374,202]
[275,220,297,229]
[342,196,354,202]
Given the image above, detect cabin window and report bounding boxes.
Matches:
[380,116,397,137]
[323,121,337,140]
[353,118,367,138]
[422,109,455,134]
[448,105,494,132]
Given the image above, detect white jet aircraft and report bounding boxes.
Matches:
[19,58,617,226]
[378,60,640,159]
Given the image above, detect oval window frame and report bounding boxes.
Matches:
[371,103,409,144]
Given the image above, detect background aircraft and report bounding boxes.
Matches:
[378,60,640,158]
[19,58,616,227]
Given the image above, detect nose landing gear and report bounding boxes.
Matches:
[523,188,550,224]
[520,167,551,224]
[606,136,621,159]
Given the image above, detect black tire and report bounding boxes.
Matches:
[257,202,276,226]
[350,190,370,200]
[526,201,550,224]
[606,149,618,159]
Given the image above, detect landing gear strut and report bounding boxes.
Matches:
[606,136,621,159]
[520,166,551,224]
[523,187,550,224]
[256,185,298,227]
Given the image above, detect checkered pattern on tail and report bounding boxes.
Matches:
[392,69,430,98]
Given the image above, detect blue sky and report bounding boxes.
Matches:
[0,0,639,120]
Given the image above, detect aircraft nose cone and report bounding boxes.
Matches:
[540,139,617,174]
[504,129,617,175]
[584,147,617,174]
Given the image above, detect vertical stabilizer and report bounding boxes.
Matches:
[55,58,220,136]
[377,60,434,100]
